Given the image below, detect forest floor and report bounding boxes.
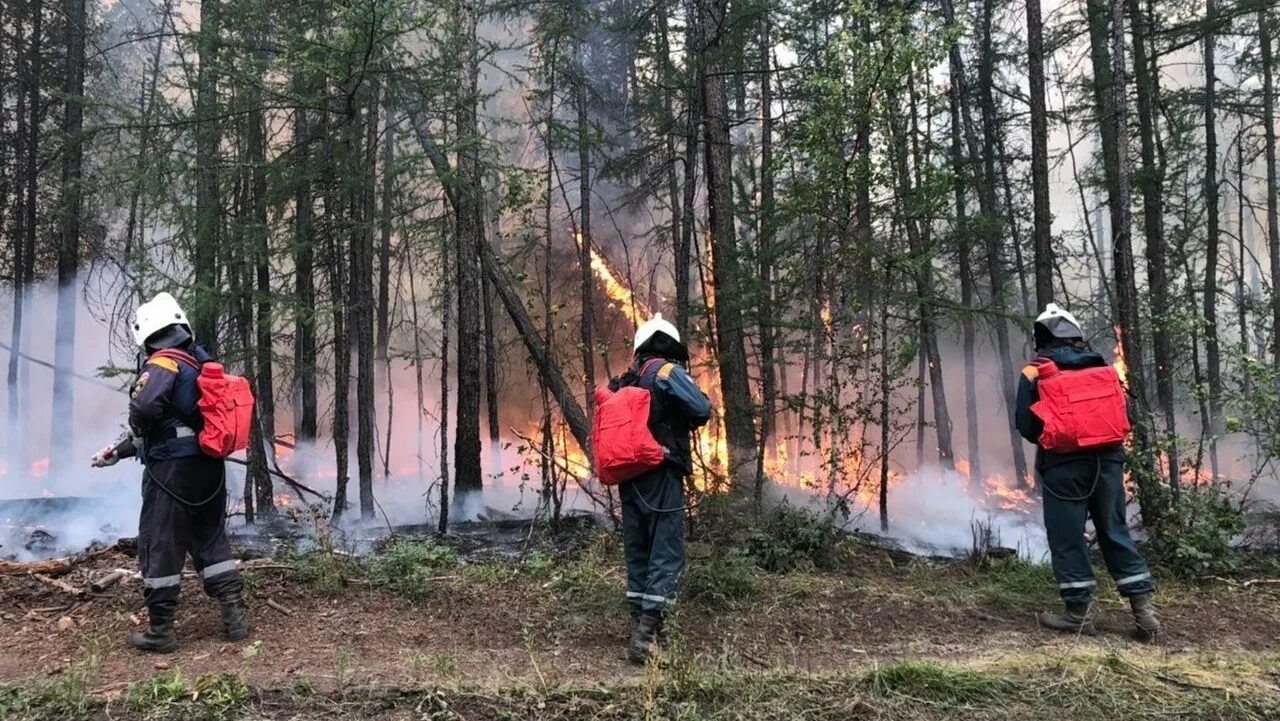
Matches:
[2,517,1279,720]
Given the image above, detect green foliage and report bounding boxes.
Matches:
[367,538,459,600]
[1149,485,1246,576]
[127,672,249,718]
[681,552,758,605]
[127,671,190,709]
[744,504,842,573]
[965,557,1058,610]
[864,661,1014,703]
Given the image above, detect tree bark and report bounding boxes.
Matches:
[51,0,87,477]
[377,104,395,361]
[1027,0,1053,309]
[248,28,274,515]
[1202,0,1221,478]
[7,1,38,469]
[756,13,778,495]
[354,80,378,520]
[699,0,758,492]
[676,0,700,337]
[193,0,222,350]
[453,0,484,502]
[1127,0,1177,491]
[951,82,983,484]
[1086,0,1161,524]
[293,92,318,442]
[1262,8,1280,367]
[576,41,597,416]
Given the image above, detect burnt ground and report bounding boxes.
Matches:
[1,527,1279,719]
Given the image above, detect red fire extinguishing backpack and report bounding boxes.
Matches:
[1030,359,1131,453]
[150,350,256,458]
[591,359,669,486]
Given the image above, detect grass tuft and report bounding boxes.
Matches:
[864,660,1014,704]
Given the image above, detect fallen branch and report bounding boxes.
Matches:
[33,574,86,597]
[0,546,117,577]
[265,598,295,616]
[90,570,128,593]
[224,456,330,504]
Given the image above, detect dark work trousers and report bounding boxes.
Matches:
[620,464,686,616]
[1040,456,1154,605]
[138,455,243,615]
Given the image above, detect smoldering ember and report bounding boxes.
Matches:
[1,0,1280,718]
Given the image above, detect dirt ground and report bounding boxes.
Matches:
[2,536,1278,702]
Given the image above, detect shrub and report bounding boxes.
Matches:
[744,504,842,573]
[682,552,758,604]
[1149,484,1246,576]
[368,538,459,599]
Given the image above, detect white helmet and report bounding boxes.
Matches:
[1034,303,1083,340]
[633,313,680,351]
[132,292,191,347]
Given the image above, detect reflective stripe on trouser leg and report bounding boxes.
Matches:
[1040,461,1097,605]
[200,560,238,579]
[626,591,674,606]
[641,467,685,615]
[143,574,182,589]
[620,480,654,612]
[1088,459,1156,598]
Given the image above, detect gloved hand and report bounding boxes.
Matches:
[90,445,120,468]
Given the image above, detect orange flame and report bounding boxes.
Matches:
[586,242,649,327]
[1112,324,1129,387]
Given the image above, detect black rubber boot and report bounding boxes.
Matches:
[1037,603,1098,636]
[627,613,661,665]
[129,607,178,653]
[219,593,250,641]
[1129,593,1160,641]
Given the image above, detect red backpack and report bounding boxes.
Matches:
[591,359,669,486]
[1030,359,1131,453]
[150,350,256,459]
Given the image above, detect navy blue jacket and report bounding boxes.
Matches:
[1015,344,1126,472]
[128,344,212,463]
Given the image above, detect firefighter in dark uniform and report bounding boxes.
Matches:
[1016,304,1160,639]
[90,292,249,653]
[609,314,711,664]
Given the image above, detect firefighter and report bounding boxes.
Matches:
[1016,303,1160,640]
[89,292,249,653]
[611,314,711,664]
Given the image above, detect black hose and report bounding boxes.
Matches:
[1041,456,1103,503]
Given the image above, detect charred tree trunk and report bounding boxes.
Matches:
[1128,0,1176,490]
[326,106,351,523]
[482,270,501,466]
[7,2,38,468]
[51,0,87,476]
[699,0,758,492]
[1027,0,1053,308]
[453,1,484,503]
[1202,0,1221,477]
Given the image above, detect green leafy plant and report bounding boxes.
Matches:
[744,504,842,573]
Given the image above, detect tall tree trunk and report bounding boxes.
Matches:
[576,39,598,418]
[326,106,351,522]
[676,0,700,337]
[293,94,318,442]
[7,1,37,469]
[193,0,222,350]
[951,83,983,484]
[699,0,758,492]
[945,0,1027,486]
[1201,0,1221,477]
[890,90,954,469]
[1087,0,1161,524]
[377,104,395,361]
[756,12,778,501]
[453,0,484,503]
[1128,0,1176,491]
[51,0,86,476]
[353,77,378,521]
[248,30,274,515]
[1027,0,1053,308]
[1261,8,1279,367]
[482,270,500,468]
